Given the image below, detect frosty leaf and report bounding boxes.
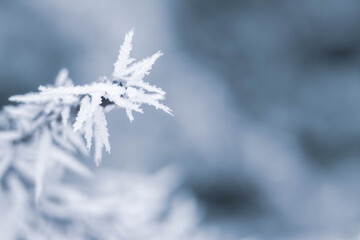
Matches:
[126,87,173,115]
[133,81,166,95]
[73,96,91,132]
[84,116,93,150]
[113,29,135,79]
[38,82,125,97]
[9,93,57,104]
[4,30,172,186]
[93,107,110,166]
[124,51,163,84]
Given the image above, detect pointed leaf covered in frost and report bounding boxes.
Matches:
[113,29,135,79]
[73,96,91,132]
[93,107,110,166]
[8,30,172,167]
[125,51,163,85]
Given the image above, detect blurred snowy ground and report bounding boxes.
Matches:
[1,0,360,239]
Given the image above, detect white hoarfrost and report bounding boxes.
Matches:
[0,30,244,240]
[3,30,172,200]
[0,30,250,240]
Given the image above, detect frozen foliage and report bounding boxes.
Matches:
[1,30,171,203]
[1,166,177,239]
[0,165,251,240]
[10,29,171,165]
[0,28,253,240]
[0,31,229,240]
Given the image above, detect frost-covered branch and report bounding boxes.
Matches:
[0,30,171,201]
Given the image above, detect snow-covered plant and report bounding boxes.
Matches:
[0,30,254,240]
[0,30,172,202]
[0,166,203,240]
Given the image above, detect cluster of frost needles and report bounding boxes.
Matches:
[0,31,254,240]
[0,30,172,203]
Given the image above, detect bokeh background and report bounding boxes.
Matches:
[1,0,360,239]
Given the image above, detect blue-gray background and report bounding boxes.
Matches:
[1,0,360,239]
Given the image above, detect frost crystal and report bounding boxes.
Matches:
[1,30,171,200]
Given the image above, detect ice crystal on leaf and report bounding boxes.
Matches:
[1,30,171,200]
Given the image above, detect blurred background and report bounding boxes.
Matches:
[1,0,360,239]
